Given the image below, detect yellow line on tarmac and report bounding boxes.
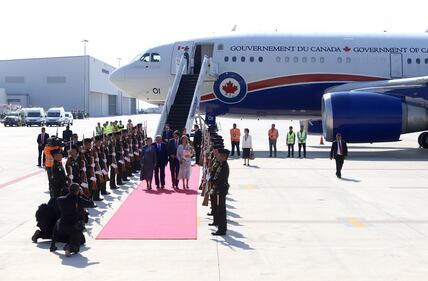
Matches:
[242,184,256,190]
[345,217,366,227]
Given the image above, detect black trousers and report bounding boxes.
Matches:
[38,146,45,166]
[231,141,240,156]
[169,158,180,187]
[269,139,277,157]
[335,155,345,177]
[46,167,53,194]
[195,145,201,164]
[210,193,217,224]
[298,143,306,157]
[154,164,166,187]
[110,168,117,188]
[215,193,227,233]
[287,144,294,157]
[117,163,124,184]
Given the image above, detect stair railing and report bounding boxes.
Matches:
[185,55,209,133]
[155,55,187,136]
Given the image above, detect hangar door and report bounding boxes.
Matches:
[390,53,403,78]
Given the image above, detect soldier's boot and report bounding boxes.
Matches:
[110,170,118,189]
[31,230,41,243]
[93,189,103,201]
[101,183,110,195]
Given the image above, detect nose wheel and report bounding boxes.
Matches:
[418,132,428,148]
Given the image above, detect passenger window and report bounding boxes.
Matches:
[151,53,161,62]
[140,53,150,62]
[258,56,263,62]
[302,57,307,63]
[224,56,229,62]
[232,56,237,62]
[311,57,316,63]
[416,58,421,64]
[425,58,428,64]
[217,44,224,51]
[320,57,325,63]
[276,56,281,63]
[250,56,254,62]
[337,57,342,63]
[285,57,290,63]
[346,57,351,63]
[407,58,412,64]
[241,56,246,62]
[293,57,298,63]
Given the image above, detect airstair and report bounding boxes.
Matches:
[155,55,212,136]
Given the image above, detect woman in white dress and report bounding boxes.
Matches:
[241,128,253,166]
[177,135,194,189]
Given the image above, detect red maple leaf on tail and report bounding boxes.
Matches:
[222,81,238,95]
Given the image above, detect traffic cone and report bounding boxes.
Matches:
[320,136,324,145]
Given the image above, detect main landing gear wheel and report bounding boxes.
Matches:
[418,132,428,148]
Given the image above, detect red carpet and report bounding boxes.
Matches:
[97,166,200,240]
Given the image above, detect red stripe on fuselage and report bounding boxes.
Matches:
[200,73,386,102]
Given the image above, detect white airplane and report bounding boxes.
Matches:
[109,33,428,146]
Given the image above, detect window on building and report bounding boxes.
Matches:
[232,56,237,62]
[416,58,421,64]
[224,56,229,62]
[241,56,246,62]
[250,56,255,62]
[151,53,161,62]
[407,58,412,64]
[47,76,67,83]
[101,69,110,75]
[140,53,150,62]
[5,76,24,83]
[217,44,224,51]
[258,56,263,62]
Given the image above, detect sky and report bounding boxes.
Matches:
[1,0,428,68]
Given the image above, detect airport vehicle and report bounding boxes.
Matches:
[64,112,74,125]
[46,107,66,126]
[110,33,428,147]
[3,111,25,126]
[24,108,46,127]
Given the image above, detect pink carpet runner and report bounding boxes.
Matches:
[97,166,200,240]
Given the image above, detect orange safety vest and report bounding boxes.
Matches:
[268,128,278,140]
[44,145,61,167]
[230,128,241,142]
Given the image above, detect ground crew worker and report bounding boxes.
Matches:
[297,125,307,158]
[211,148,230,236]
[230,123,241,157]
[51,148,67,198]
[117,120,125,131]
[268,124,279,158]
[95,122,104,136]
[286,126,295,158]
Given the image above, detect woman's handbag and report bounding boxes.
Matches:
[249,149,255,160]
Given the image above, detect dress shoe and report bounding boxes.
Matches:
[49,245,57,252]
[208,223,218,226]
[101,191,111,195]
[110,185,118,189]
[161,186,165,189]
[31,230,41,243]
[64,249,72,257]
[211,231,226,236]
[207,212,213,216]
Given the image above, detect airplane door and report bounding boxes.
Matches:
[171,41,194,74]
[390,53,403,78]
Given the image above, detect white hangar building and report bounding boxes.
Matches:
[0,56,137,117]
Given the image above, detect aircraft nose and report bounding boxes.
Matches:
[109,67,126,90]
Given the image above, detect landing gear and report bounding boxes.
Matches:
[418,132,428,148]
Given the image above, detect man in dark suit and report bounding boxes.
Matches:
[167,131,181,188]
[330,133,348,179]
[193,124,202,165]
[162,123,173,143]
[153,135,168,189]
[37,127,49,167]
[62,125,73,157]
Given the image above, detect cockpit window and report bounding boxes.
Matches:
[151,53,161,62]
[140,53,150,62]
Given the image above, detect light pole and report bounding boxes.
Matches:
[81,39,88,56]
[117,57,122,68]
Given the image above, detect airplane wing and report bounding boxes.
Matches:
[325,76,428,94]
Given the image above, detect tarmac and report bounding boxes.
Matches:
[1,114,428,281]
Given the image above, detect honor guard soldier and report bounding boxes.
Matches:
[211,148,230,236]
[65,144,81,186]
[51,148,67,198]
